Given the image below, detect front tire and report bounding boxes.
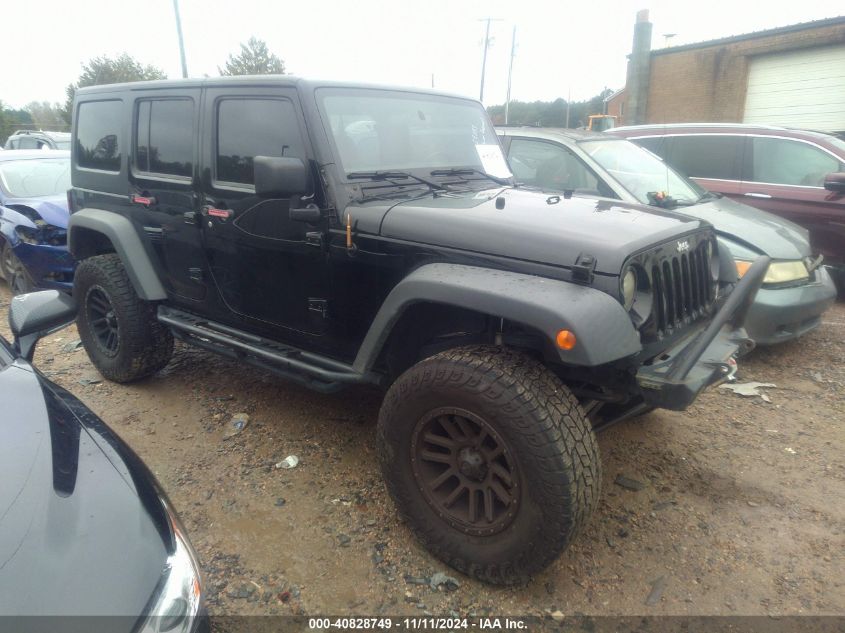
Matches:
[377,345,601,585]
[1,242,34,295]
[75,254,173,382]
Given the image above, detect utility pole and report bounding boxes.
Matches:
[504,26,517,124]
[172,0,188,78]
[565,87,571,128]
[478,18,501,102]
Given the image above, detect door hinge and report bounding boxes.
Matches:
[305,231,324,247]
[308,298,329,318]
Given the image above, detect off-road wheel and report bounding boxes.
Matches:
[75,254,173,383]
[377,345,601,585]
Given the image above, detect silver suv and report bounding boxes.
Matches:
[4,130,71,150]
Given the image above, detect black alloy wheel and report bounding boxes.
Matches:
[411,407,520,536]
[85,286,121,355]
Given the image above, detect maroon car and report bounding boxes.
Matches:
[610,124,845,288]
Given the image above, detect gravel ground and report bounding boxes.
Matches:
[2,285,843,620]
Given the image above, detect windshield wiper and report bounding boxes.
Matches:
[347,170,448,191]
[429,168,511,186]
[697,191,722,202]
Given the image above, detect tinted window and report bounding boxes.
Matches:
[632,136,667,158]
[508,138,602,194]
[668,135,743,181]
[136,99,194,177]
[216,99,302,186]
[751,137,843,187]
[76,100,122,172]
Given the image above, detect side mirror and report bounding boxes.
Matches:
[254,156,310,198]
[823,172,845,193]
[9,290,76,361]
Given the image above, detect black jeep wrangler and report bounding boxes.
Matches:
[67,77,766,585]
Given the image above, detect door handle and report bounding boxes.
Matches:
[201,205,233,220]
[744,192,772,199]
[130,194,157,207]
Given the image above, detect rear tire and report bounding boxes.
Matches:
[377,345,601,585]
[75,254,173,382]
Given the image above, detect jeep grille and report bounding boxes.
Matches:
[628,232,717,343]
[651,243,714,334]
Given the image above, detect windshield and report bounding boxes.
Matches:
[0,158,70,198]
[317,88,509,179]
[579,139,705,205]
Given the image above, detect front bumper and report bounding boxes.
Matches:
[744,266,837,345]
[13,241,75,292]
[636,256,769,411]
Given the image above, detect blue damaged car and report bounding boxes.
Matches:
[0,150,74,294]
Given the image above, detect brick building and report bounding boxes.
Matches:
[618,13,845,133]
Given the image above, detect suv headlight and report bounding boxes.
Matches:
[139,501,203,633]
[14,225,41,245]
[736,259,809,284]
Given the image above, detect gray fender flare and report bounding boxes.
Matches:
[352,263,642,373]
[68,208,167,301]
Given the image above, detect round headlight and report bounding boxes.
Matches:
[706,239,720,281]
[622,268,637,310]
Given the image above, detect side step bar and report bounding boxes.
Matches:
[157,306,381,393]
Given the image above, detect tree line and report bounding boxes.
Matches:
[1,37,615,143]
[487,89,614,128]
[0,37,284,143]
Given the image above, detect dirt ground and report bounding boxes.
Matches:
[2,284,843,619]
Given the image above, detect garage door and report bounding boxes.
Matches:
[743,44,845,132]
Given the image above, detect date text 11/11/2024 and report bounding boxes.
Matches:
[307,617,528,630]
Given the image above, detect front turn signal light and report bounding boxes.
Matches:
[556,329,577,350]
[735,260,753,279]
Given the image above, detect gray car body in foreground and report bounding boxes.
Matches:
[498,127,837,345]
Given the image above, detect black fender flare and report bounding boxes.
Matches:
[68,208,167,301]
[352,263,642,373]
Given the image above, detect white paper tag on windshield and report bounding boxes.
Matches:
[475,144,512,179]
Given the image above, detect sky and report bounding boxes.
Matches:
[2,0,843,110]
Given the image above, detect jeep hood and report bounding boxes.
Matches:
[378,188,708,274]
[677,196,811,259]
